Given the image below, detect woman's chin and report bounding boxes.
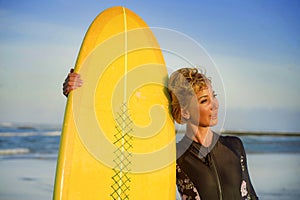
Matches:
[209,118,218,127]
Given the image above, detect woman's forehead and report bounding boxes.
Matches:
[196,85,213,97]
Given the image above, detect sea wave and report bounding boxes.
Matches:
[42,131,61,136]
[0,132,37,137]
[0,131,61,137]
[0,122,13,127]
[0,148,30,155]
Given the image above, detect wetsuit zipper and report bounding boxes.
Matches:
[210,152,223,200]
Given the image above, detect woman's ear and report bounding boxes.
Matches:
[181,109,190,120]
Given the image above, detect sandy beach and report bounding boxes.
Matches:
[0,158,56,200]
[248,154,300,200]
[0,153,299,200]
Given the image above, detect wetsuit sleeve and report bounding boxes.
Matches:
[236,137,259,200]
[176,164,201,200]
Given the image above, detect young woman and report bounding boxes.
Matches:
[168,68,258,200]
[63,67,258,200]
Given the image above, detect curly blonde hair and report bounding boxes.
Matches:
[168,68,211,124]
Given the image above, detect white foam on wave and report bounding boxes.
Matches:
[0,122,13,127]
[0,148,30,155]
[0,131,61,137]
[0,132,37,137]
[42,131,61,136]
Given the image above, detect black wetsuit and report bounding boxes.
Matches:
[176,134,258,200]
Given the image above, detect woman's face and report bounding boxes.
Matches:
[186,85,219,127]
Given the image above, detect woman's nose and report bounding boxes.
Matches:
[212,97,219,110]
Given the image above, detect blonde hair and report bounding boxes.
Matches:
[168,68,211,124]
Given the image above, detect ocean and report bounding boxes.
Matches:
[1,123,300,160]
[0,123,61,160]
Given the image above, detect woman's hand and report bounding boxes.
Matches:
[63,68,83,97]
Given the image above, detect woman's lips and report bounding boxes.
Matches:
[210,113,218,120]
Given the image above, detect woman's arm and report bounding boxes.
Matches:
[220,136,259,199]
[239,139,259,200]
[176,164,201,200]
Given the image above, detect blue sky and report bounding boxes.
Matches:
[0,0,299,132]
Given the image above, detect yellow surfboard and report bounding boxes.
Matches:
[53,6,176,200]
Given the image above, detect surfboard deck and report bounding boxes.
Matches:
[53,6,176,200]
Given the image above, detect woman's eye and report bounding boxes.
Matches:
[200,99,207,104]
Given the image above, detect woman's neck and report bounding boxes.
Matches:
[185,123,213,147]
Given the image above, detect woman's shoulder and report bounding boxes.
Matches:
[219,135,243,145]
[219,135,245,156]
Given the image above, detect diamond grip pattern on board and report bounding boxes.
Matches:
[110,104,133,200]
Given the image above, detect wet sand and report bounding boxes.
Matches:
[0,153,299,200]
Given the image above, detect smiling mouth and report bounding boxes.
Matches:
[210,113,218,120]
